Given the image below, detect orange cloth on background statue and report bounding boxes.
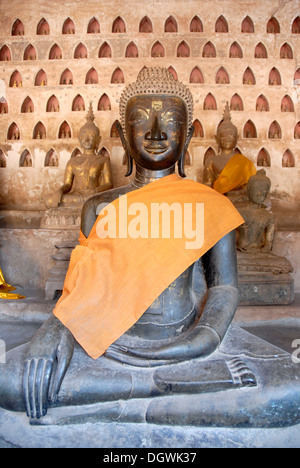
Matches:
[53,174,244,359]
[0,267,25,300]
[213,153,257,194]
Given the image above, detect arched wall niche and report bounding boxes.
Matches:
[139,16,153,33]
[241,16,254,33]
[257,148,271,167]
[58,121,72,138]
[62,17,75,34]
[0,98,8,114]
[0,150,7,168]
[99,42,112,58]
[282,149,295,167]
[125,42,138,58]
[46,95,59,112]
[112,16,126,33]
[45,149,59,167]
[87,17,100,33]
[12,19,24,36]
[72,95,85,111]
[37,18,50,35]
[33,121,46,139]
[21,96,34,113]
[24,44,36,60]
[85,67,98,84]
[267,17,280,33]
[7,122,20,140]
[256,95,269,112]
[20,150,33,167]
[0,45,11,61]
[190,16,203,32]
[165,16,178,33]
[98,94,111,111]
[230,94,243,111]
[215,15,228,33]
[10,70,22,87]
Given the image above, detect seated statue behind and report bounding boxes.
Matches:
[203,102,256,200]
[45,103,113,209]
[237,169,275,253]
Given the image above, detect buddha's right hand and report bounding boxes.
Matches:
[44,189,62,208]
[22,315,74,419]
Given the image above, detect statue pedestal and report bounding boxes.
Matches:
[237,251,294,305]
[40,207,81,230]
[41,207,80,300]
[44,241,78,300]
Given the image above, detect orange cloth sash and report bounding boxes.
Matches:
[54,174,244,359]
[0,267,25,300]
[213,153,257,194]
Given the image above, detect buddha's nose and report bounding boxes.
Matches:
[145,115,167,141]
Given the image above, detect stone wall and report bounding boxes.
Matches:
[0,0,299,209]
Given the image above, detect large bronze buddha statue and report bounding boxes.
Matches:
[44,103,113,209]
[0,69,299,431]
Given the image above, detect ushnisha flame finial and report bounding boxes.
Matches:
[217,101,237,136]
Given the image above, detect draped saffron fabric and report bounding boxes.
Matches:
[0,267,25,299]
[53,174,244,359]
[213,153,257,194]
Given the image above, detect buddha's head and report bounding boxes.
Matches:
[78,102,101,152]
[216,102,238,154]
[247,169,271,206]
[119,67,194,176]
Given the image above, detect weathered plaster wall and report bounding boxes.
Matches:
[0,0,299,209]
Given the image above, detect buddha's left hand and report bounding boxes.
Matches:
[107,325,220,363]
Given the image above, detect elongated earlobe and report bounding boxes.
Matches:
[115,120,133,177]
[124,150,133,177]
[178,126,194,178]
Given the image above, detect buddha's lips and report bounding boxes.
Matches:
[143,142,169,154]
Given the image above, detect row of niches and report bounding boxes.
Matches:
[1,92,298,114]
[4,120,300,141]
[6,66,300,88]
[0,147,296,168]
[7,15,300,35]
[1,40,298,61]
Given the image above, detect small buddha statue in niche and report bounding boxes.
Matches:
[203,102,256,199]
[44,103,113,209]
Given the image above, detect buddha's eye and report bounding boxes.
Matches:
[128,108,149,125]
[163,109,184,125]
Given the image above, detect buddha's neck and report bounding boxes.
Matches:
[82,149,95,156]
[133,164,176,187]
[220,149,235,158]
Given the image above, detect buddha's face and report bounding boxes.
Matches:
[217,128,237,152]
[125,95,188,170]
[79,127,100,151]
[248,182,270,205]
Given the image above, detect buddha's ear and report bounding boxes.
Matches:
[178,125,194,178]
[215,134,220,153]
[115,120,133,177]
